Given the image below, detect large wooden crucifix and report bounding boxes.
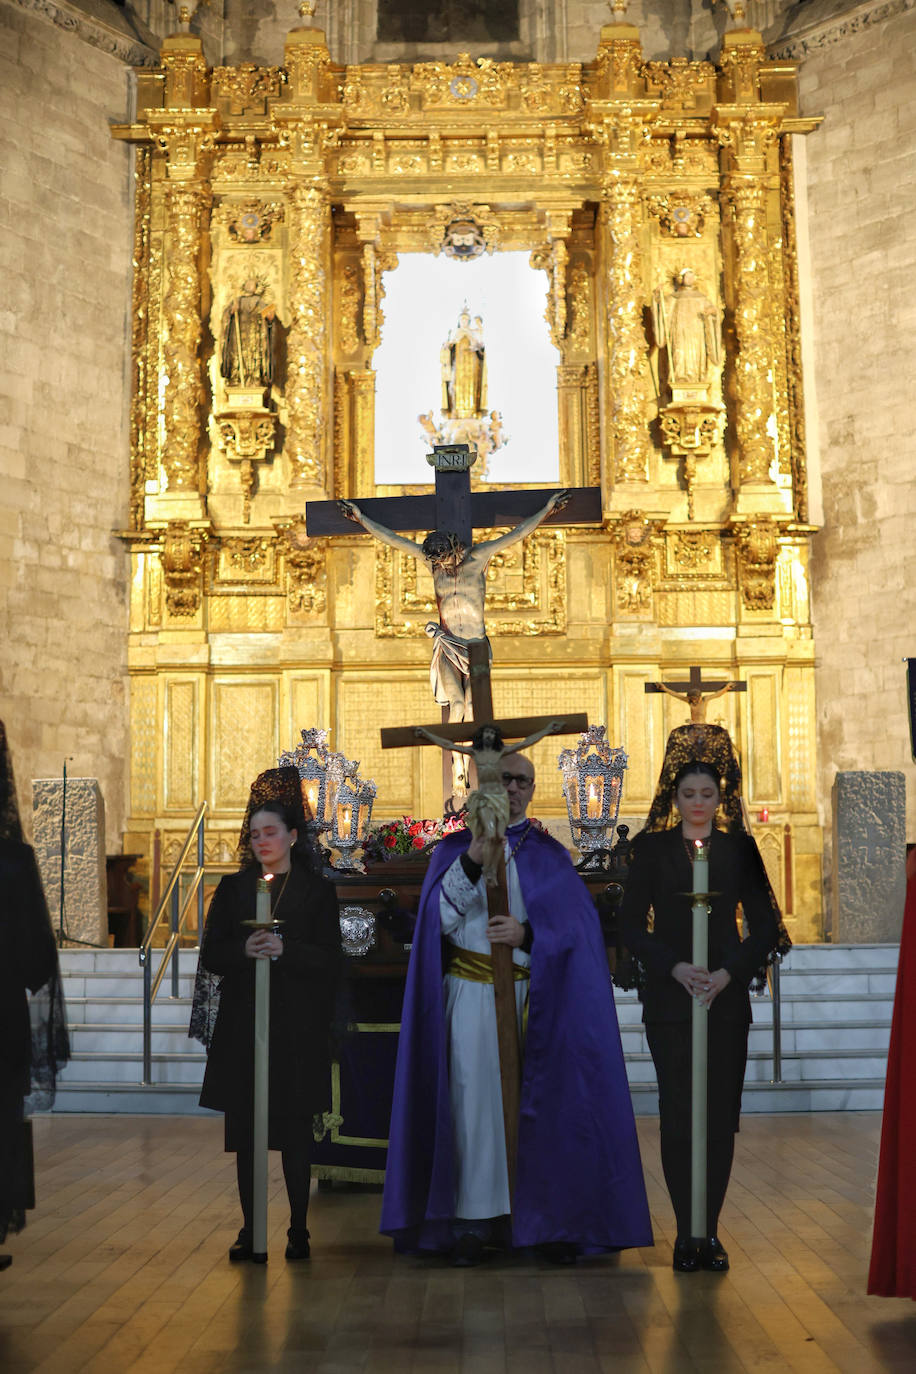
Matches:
[306,444,601,796]
[381,640,588,1204]
[645,664,747,724]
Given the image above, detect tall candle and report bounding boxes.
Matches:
[256,874,271,924]
[252,875,271,1261]
[691,840,708,897]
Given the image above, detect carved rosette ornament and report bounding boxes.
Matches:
[216,412,278,522]
[286,181,331,488]
[160,521,207,617]
[275,519,328,615]
[733,518,779,611]
[612,512,665,615]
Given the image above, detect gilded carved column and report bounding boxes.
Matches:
[286,179,331,489]
[592,26,658,491]
[147,35,218,499]
[714,33,787,508]
[274,20,339,492]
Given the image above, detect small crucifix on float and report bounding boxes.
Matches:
[380,640,589,1204]
[645,665,746,724]
[306,443,601,803]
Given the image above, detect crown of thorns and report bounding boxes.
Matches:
[421,530,467,561]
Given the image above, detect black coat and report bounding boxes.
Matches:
[0,840,58,1097]
[619,825,779,1026]
[198,863,342,1128]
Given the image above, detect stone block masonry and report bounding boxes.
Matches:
[0,0,134,847]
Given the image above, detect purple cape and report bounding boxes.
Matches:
[379,824,653,1253]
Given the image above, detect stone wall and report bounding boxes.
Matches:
[0,0,134,847]
[783,0,916,871]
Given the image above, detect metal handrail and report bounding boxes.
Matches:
[139,802,207,1085]
[740,800,784,1083]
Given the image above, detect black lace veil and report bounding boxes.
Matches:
[188,766,317,1048]
[628,723,791,990]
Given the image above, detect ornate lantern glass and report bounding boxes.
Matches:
[558,725,628,867]
[278,727,336,834]
[328,766,377,872]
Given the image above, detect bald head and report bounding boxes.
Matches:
[504,754,535,822]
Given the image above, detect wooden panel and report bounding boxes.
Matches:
[746,670,782,804]
[210,679,278,812]
[618,667,661,810]
[165,679,197,810]
[129,675,159,816]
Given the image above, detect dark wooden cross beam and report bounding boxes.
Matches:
[305,443,602,544]
[382,640,588,1207]
[645,665,747,697]
[645,665,747,724]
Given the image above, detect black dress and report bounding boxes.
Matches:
[199,862,342,1152]
[618,824,779,1235]
[0,840,59,1233]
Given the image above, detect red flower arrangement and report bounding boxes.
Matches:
[362,813,466,863]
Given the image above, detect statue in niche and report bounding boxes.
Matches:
[219,277,277,391]
[441,304,487,417]
[651,269,721,388]
[420,306,506,480]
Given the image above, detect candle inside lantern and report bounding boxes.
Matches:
[338,803,352,835]
[586,783,600,820]
[305,780,319,817]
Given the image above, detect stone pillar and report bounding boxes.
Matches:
[714,33,787,512]
[32,778,107,946]
[593,26,658,494]
[832,771,907,943]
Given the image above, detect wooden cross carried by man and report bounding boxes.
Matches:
[306,444,601,1201]
[381,639,589,1201]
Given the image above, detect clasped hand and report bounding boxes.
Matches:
[487,914,525,948]
[672,961,731,1008]
[245,929,283,959]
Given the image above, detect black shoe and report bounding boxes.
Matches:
[672,1238,702,1273]
[537,1242,577,1266]
[228,1228,253,1263]
[700,1237,729,1272]
[452,1232,485,1267]
[285,1228,311,1261]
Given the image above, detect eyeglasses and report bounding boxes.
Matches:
[501,772,534,790]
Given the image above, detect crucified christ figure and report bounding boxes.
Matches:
[340,491,569,724]
[657,680,736,724]
[340,490,568,795]
[412,720,564,885]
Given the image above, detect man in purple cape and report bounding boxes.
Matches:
[380,758,652,1259]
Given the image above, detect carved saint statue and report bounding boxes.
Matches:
[651,269,721,387]
[339,491,569,726]
[441,305,487,417]
[219,278,277,389]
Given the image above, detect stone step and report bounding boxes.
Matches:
[58,1052,206,1086]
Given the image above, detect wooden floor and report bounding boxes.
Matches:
[1,1113,914,1373]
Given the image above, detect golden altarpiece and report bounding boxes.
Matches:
[114,11,824,940]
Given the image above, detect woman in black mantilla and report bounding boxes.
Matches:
[192,767,342,1263]
[617,724,790,1275]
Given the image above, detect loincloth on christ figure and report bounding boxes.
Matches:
[424,624,491,708]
